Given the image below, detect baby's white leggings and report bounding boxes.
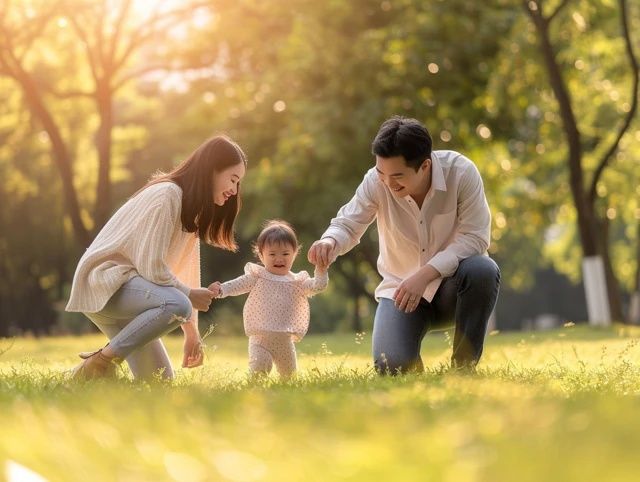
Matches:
[248,332,297,377]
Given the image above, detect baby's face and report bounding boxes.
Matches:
[259,242,298,276]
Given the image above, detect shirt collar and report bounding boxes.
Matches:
[431,152,447,192]
[249,263,296,282]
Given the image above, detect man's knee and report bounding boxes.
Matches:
[460,256,500,287]
[374,352,423,375]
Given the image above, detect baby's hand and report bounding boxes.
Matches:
[314,262,329,273]
[208,281,222,298]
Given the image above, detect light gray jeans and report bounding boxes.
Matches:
[84,276,192,380]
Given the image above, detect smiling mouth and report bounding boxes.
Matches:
[392,187,403,192]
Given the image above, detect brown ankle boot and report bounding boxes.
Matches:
[71,349,122,380]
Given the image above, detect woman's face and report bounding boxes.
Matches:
[213,162,246,206]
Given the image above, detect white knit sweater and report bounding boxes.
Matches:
[65,182,200,322]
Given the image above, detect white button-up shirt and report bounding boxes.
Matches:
[322,150,491,302]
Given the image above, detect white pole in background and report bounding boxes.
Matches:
[582,255,611,326]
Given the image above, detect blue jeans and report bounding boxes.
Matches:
[84,276,192,380]
[372,255,500,374]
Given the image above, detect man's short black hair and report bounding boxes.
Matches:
[371,116,432,170]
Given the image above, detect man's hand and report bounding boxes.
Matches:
[188,288,215,311]
[393,265,440,313]
[308,238,337,268]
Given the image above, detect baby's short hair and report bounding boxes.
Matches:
[253,220,299,257]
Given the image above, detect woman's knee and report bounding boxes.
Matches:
[165,292,193,321]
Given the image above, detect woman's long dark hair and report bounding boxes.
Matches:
[144,135,247,251]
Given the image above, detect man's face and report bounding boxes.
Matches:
[375,155,431,198]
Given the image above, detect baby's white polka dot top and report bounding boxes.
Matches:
[218,263,329,341]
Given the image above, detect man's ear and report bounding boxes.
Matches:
[421,158,431,171]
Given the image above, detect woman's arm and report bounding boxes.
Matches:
[127,187,191,295]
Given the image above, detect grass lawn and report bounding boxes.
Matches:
[1,324,640,481]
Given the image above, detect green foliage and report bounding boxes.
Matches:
[485,0,640,288]
[0,86,65,335]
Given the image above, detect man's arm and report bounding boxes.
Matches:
[393,264,441,313]
[308,171,379,267]
[427,162,491,278]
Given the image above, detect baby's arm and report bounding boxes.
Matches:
[302,266,329,296]
[215,273,258,298]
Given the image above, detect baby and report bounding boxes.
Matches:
[209,220,328,378]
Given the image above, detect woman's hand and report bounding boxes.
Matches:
[189,287,215,311]
[182,329,205,368]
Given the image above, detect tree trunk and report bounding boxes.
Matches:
[525,3,615,326]
[0,262,9,337]
[528,9,599,257]
[332,254,373,332]
[597,217,624,320]
[14,69,91,247]
[630,219,640,323]
[94,83,113,231]
[351,293,363,333]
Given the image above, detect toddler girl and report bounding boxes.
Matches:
[209,220,328,378]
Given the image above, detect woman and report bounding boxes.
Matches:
[65,135,247,380]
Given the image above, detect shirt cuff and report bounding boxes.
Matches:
[313,267,329,283]
[321,229,350,255]
[428,251,458,278]
[218,284,228,298]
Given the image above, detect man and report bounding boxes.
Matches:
[308,116,500,373]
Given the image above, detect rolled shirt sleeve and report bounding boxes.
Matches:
[322,170,379,256]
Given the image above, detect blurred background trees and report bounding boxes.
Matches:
[0,0,638,336]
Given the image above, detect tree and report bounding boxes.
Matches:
[521,0,639,322]
[0,0,212,245]
[184,0,519,330]
[0,93,66,335]
[0,0,213,334]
